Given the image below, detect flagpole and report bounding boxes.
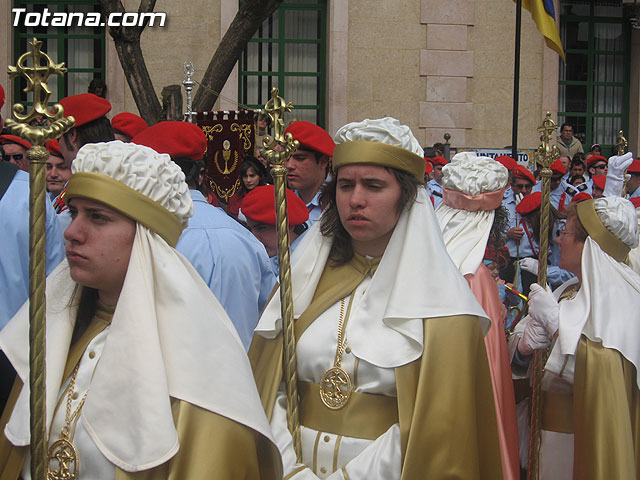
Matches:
[512,0,522,162]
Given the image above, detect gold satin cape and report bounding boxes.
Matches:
[0,308,281,480]
[572,337,640,479]
[249,254,503,479]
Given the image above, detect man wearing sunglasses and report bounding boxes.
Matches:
[586,154,608,193]
[0,135,31,172]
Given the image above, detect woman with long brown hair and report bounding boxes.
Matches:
[250,117,502,479]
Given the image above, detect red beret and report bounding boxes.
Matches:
[550,159,566,175]
[424,158,433,174]
[111,112,147,139]
[0,84,4,110]
[516,191,542,215]
[284,121,335,157]
[495,155,517,171]
[586,154,608,168]
[627,159,640,174]
[592,174,606,191]
[0,134,31,150]
[59,93,111,127]
[571,192,592,203]
[512,164,535,184]
[631,197,640,209]
[431,156,447,167]
[241,185,309,226]
[45,140,62,157]
[132,121,206,161]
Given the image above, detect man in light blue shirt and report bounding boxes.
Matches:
[427,156,447,208]
[0,164,65,329]
[283,121,335,229]
[240,185,309,279]
[133,121,275,350]
[532,159,569,211]
[626,159,640,200]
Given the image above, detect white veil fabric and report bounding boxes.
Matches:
[436,152,508,276]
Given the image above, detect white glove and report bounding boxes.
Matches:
[518,283,559,356]
[519,316,551,356]
[519,257,539,275]
[528,283,559,337]
[604,151,634,197]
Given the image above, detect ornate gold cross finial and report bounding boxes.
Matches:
[534,112,559,169]
[6,37,75,146]
[261,87,302,461]
[262,88,299,165]
[7,37,76,480]
[614,130,628,156]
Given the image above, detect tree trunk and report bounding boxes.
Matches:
[101,0,281,121]
[192,0,283,112]
[100,0,164,125]
[111,39,164,124]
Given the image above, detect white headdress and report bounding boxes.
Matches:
[436,152,508,275]
[0,141,277,471]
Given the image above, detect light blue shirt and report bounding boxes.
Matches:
[628,185,640,199]
[1,170,65,329]
[502,188,520,258]
[176,190,276,350]
[428,179,443,208]
[299,188,323,230]
[532,181,571,211]
[518,217,573,288]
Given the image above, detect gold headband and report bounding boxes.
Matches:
[65,172,184,247]
[332,141,425,181]
[576,199,630,262]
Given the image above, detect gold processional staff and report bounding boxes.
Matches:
[6,38,75,480]
[527,112,559,480]
[615,130,629,196]
[260,88,302,461]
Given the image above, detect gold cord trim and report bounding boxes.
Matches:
[333,435,343,473]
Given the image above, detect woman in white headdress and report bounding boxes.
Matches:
[435,152,520,480]
[511,196,640,479]
[249,118,502,479]
[0,141,281,479]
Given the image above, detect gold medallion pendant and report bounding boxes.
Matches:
[320,366,352,410]
[47,363,87,480]
[319,297,354,409]
[47,438,79,480]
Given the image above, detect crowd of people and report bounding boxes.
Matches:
[0,83,639,479]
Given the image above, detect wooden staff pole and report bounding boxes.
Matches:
[6,38,75,479]
[527,112,559,480]
[261,87,302,461]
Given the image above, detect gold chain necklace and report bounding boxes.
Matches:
[319,297,353,410]
[47,363,89,480]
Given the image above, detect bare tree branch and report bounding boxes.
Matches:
[192,0,283,111]
[99,0,164,124]
[102,0,281,122]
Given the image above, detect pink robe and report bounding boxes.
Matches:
[466,264,520,480]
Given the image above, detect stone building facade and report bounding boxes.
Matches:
[1,0,639,153]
